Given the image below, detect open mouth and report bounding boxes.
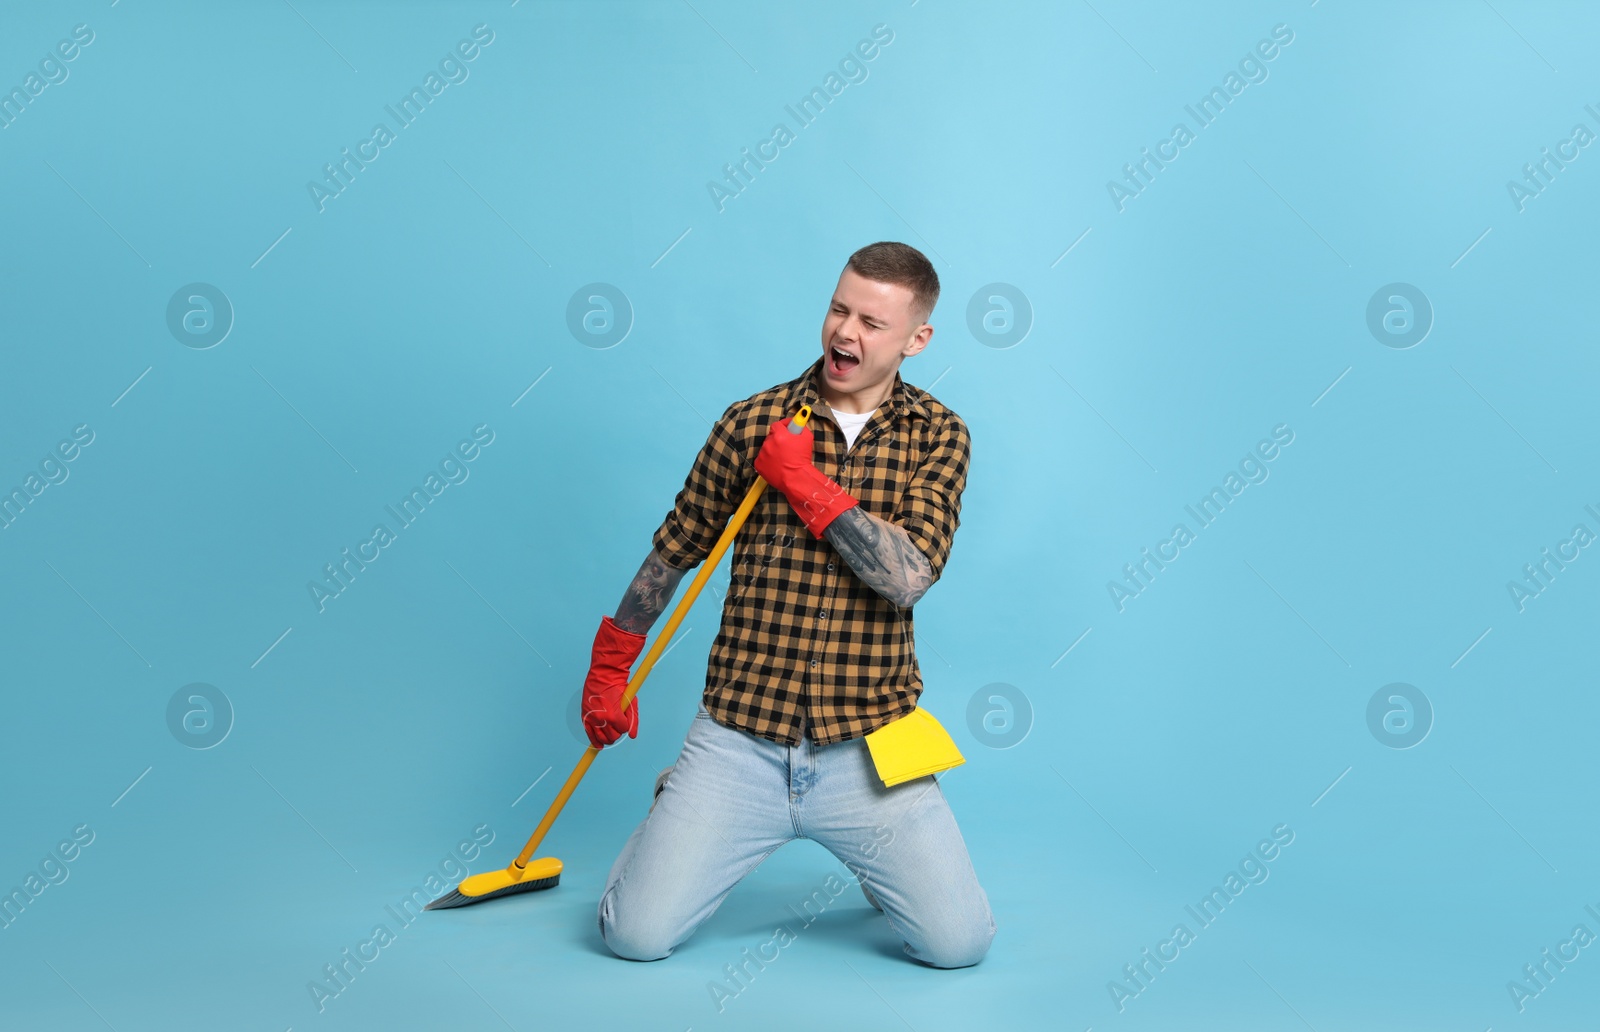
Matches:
[828,345,860,375]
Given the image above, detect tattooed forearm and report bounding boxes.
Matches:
[823,506,935,608]
[613,547,689,634]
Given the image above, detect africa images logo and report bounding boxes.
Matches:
[306,24,496,213]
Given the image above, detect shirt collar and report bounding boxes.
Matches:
[787,356,930,426]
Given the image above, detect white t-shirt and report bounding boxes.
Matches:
[831,406,877,451]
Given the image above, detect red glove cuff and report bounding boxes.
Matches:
[785,463,860,538]
[591,614,647,671]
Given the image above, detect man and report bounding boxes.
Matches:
[587,241,994,969]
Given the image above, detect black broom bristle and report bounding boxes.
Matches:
[424,873,561,910]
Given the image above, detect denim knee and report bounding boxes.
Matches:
[911,913,996,969]
[597,888,675,962]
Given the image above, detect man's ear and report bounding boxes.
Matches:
[903,323,933,358]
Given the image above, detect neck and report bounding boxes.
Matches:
[819,367,896,415]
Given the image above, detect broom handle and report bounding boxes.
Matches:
[512,403,814,870]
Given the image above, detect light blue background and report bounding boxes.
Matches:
[2,1,1597,1029]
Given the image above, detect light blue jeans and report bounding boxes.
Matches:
[597,704,996,968]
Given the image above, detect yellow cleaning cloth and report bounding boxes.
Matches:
[864,706,965,787]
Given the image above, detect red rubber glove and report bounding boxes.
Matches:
[753,417,860,538]
[581,615,646,748]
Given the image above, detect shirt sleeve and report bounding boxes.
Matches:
[651,403,756,571]
[893,411,971,582]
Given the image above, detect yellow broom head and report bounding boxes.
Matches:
[425,856,564,910]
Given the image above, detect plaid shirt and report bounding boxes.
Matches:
[651,356,971,746]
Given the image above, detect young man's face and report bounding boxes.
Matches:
[819,267,932,409]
